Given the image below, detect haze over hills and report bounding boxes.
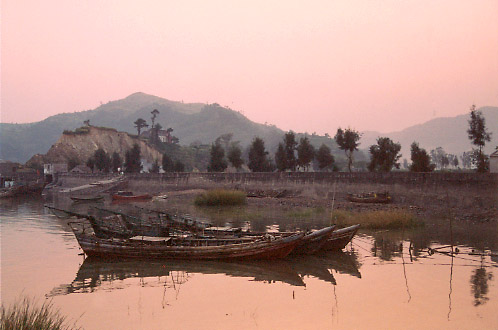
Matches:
[0,92,496,164]
[0,93,290,163]
[361,106,497,158]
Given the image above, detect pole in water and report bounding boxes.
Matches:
[330,181,337,226]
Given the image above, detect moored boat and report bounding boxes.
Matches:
[289,225,336,255]
[321,224,360,251]
[111,191,152,201]
[69,223,305,260]
[70,195,104,202]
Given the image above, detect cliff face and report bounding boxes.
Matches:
[31,126,162,165]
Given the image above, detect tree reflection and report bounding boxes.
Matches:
[470,265,493,306]
[371,236,402,261]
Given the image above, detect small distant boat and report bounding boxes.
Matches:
[70,195,104,203]
[321,224,360,251]
[152,194,168,201]
[111,191,152,201]
[347,192,391,204]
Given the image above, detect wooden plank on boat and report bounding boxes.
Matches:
[129,236,171,243]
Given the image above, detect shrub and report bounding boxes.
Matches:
[194,189,246,206]
[63,127,90,136]
[1,297,81,330]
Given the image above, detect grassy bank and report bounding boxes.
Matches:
[331,209,424,229]
[194,189,246,206]
[1,297,80,330]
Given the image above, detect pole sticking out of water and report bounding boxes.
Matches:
[330,181,337,226]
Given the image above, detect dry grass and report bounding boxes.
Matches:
[194,189,246,206]
[1,297,81,330]
[330,209,423,229]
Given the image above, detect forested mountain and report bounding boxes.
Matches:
[0,92,339,163]
[1,92,496,165]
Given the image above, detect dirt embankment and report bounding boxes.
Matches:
[127,178,496,223]
[27,126,162,167]
[54,172,498,223]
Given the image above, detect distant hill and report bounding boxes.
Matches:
[361,106,498,158]
[0,92,340,163]
[1,92,495,164]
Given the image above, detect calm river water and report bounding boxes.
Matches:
[1,197,497,329]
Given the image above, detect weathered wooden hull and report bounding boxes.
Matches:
[290,225,336,255]
[321,224,360,251]
[73,233,304,260]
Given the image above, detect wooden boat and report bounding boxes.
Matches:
[68,223,305,260]
[289,225,336,255]
[70,195,104,203]
[111,191,152,201]
[52,205,346,255]
[347,192,391,204]
[0,181,44,198]
[98,207,338,255]
[135,206,212,230]
[321,224,360,251]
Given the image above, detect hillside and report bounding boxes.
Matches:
[1,93,344,164]
[1,92,496,164]
[361,106,498,157]
[0,93,204,162]
[26,126,163,167]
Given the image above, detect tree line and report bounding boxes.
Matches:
[80,104,493,174]
[204,104,493,173]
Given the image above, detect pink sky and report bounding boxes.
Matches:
[1,1,497,133]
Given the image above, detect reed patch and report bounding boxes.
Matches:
[1,297,81,330]
[194,189,247,206]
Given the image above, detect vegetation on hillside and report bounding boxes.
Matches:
[2,92,495,174]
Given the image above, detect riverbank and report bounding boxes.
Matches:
[50,172,498,224]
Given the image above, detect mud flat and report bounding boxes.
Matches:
[53,172,497,223]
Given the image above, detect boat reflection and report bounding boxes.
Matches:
[49,252,362,297]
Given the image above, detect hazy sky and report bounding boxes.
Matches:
[2,1,497,133]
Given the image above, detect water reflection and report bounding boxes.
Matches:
[371,236,403,261]
[49,251,362,298]
[3,197,498,329]
[470,263,494,306]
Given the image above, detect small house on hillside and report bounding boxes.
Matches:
[490,150,498,173]
[141,128,173,143]
[44,163,68,183]
[70,164,92,174]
